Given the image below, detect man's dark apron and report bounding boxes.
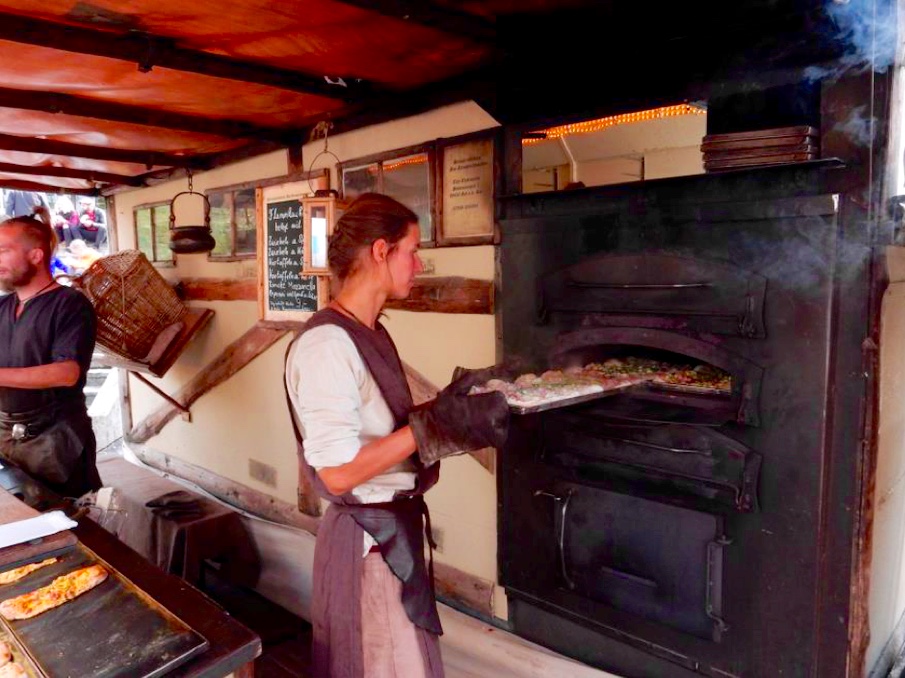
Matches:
[0,396,101,498]
[285,308,443,678]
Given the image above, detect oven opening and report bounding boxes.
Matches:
[555,345,731,394]
[546,344,743,426]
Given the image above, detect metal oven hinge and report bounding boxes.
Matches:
[534,489,575,589]
[706,535,732,634]
[738,294,757,338]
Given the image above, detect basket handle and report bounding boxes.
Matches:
[169,191,211,230]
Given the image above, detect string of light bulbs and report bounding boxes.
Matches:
[522,104,705,145]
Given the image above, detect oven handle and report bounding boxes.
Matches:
[567,281,713,290]
[598,435,712,457]
[534,489,576,590]
[706,535,732,634]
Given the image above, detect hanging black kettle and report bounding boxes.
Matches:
[168,175,216,254]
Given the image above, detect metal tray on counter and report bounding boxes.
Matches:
[509,382,641,415]
[0,621,43,677]
[0,545,208,678]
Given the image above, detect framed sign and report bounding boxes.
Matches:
[257,177,329,321]
[438,134,497,245]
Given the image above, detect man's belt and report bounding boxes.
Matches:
[0,400,83,441]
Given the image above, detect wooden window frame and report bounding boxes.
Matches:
[338,132,501,248]
[205,186,257,262]
[205,170,330,262]
[132,201,174,266]
[338,142,438,246]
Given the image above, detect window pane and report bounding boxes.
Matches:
[382,153,431,241]
[152,206,172,262]
[310,205,328,269]
[234,188,257,255]
[209,191,233,256]
[135,208,153,261]
[342,164,378,201]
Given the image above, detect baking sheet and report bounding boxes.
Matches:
[0,546,208,678]
[509,382,640,415]
[648,382,731,396]
[702,126,818,142]
[704,152,817,170]
[0,622,43,677]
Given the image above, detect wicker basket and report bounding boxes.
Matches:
[74,250,187,361]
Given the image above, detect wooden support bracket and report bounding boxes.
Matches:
[128,321,289,444]
[130,372,192,422]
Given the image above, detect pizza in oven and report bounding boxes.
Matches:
[470,357,732,409]
[0,564,108,621]
[0,558,58,586]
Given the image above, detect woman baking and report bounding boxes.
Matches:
[284,193,509,677]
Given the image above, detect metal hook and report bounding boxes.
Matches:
[306,121,340,194]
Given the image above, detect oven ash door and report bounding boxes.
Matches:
[538,481,730,641]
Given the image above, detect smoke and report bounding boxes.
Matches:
[804,0,898,81]
[832,104,875,145]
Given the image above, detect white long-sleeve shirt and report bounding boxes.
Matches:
[285,324,416,553]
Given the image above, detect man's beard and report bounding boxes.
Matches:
[0,262,38,293]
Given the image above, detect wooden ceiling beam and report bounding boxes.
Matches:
[336,0,495,42]
[0,162,144,187]
[0,178,96,196]
[0,87,293,143]
[0,12,364,101]
[101,140,288,195]
[0,134,199,169]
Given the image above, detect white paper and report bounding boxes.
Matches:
[0,511,77,549]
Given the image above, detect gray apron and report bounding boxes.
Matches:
[286,309,444,678]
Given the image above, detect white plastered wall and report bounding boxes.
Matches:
[867,249,905,671]
[114,101,507,613]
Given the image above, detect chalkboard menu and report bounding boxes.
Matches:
[259,180,325,320]
[266,199,317,312]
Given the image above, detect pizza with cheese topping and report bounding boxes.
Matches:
[0,558,58,586]
[0,564,108,621]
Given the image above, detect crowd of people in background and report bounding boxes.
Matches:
[1,189,107,278]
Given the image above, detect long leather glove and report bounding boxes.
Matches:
[409,372,510,467]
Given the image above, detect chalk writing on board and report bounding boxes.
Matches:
[266,199,318,312]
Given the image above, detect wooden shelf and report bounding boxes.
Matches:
[94,308,215,378]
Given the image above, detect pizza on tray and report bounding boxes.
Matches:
[471,358,732,409]
[0,564,108,621]
[0,558,58,586]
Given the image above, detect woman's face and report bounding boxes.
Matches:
[384,223,423,299]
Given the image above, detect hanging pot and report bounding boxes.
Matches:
[169,190,216,254]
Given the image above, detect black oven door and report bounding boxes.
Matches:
[538,481,729,640]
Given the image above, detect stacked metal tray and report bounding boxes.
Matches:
[0,545,207,678]
[701,126,819,171]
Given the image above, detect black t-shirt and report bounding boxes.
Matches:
[0,286,97,413]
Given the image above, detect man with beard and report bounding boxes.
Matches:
[0,210,101,498]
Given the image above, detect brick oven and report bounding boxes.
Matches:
[495,161,879,677]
